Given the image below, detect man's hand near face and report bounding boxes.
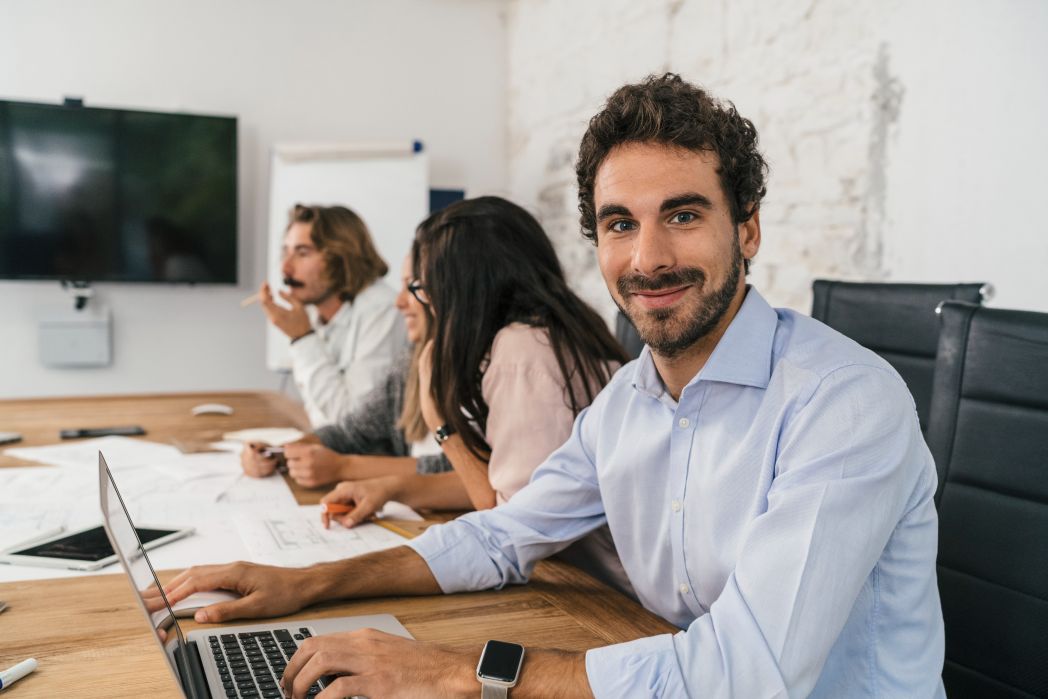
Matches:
[259,281,313,340]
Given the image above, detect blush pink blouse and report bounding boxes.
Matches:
[482,323,610,503]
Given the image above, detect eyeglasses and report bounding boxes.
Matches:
[407,279,429,305]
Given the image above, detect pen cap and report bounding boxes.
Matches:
[0,657,38,687]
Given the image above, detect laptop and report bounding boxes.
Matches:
[98,452,413,699]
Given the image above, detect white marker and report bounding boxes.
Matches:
[0,658,37,690]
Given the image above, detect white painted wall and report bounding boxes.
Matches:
[5,0,1045,400]
[505,0,1048,320]
[881,0,1048,311]
[0,0,507,399]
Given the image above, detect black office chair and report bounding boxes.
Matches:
[811,280,990,433]
[615,311,645,360]
[925,302,1048,698]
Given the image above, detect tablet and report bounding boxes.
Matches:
[0,524,193,571]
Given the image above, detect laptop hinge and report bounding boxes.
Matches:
[173,640,213,699]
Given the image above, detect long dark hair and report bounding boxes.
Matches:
[413,196,628,462]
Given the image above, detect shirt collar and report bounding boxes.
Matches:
[630,286,777,398]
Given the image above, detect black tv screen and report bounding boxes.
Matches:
[0,100,237,283]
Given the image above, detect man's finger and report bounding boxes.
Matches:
[165,565,241,603]
[195,594,254,624]
[278,289,305,310]
[317,675,367,699]
[281,636,319,695]
[290,644,360,699]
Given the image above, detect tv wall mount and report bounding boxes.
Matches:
[61,280,94,311]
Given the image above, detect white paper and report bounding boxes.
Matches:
[233,505,407,567]
[0,504,68,552]
[5,436,182,469]
[215,473,299,509]
[0,465,95,505]
[222,428,304,446]
[0,462,291,583]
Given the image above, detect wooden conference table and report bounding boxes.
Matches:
[0,392,675,697]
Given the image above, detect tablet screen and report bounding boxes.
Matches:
[12,526,177,562]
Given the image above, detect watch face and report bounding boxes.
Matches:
[477,640,524,683]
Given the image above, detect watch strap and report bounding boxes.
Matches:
[434,423,456,445]
[481,684,508,699]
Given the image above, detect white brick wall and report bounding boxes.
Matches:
[506,0,1048,318]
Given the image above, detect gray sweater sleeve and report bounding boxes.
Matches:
[416,453,450,474]
[314,351,451,474]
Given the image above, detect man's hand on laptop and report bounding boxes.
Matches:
[140,583,168,613]
[164,562,319,623]
[280,628,475,699]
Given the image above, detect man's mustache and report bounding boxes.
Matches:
[617,268,705,296]
[283,276,305,288]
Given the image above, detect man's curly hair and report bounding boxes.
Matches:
[576,73,768,258]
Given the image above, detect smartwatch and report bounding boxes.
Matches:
[476,640,524,698]
[434,423,456,445]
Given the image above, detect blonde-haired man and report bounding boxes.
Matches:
[261,204,404,427]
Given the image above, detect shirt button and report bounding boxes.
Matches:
[678,417,690,428]
[671,500,681,512]
[679,583,690,595]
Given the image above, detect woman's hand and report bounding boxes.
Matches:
[284,441,349,488]
[240,441,278,478]
[320,476,402,528]
[418,339,445,431]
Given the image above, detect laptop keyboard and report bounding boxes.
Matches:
[207,627,323,698]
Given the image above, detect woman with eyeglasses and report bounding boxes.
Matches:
[239,253,451,487]
[319,196,633,592]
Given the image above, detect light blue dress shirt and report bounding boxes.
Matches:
[408,288,945,698]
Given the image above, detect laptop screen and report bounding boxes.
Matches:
[98,452,194,697]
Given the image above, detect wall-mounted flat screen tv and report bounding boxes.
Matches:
[0,99,237,283]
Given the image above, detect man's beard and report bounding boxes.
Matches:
[616,235,743,359]
[285,276,337,306]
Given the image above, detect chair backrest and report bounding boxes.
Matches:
[925,301,1048,698]
[615,311,645,360]
[811,280,988,432]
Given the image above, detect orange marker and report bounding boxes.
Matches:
[320,503,353,514]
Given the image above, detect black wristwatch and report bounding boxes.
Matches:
[434,423,456,445]
[476,640,525,697]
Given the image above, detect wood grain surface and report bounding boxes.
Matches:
[0,392,676,697]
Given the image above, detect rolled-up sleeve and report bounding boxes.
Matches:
[408,403,608,591]
[585,634,687,698]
